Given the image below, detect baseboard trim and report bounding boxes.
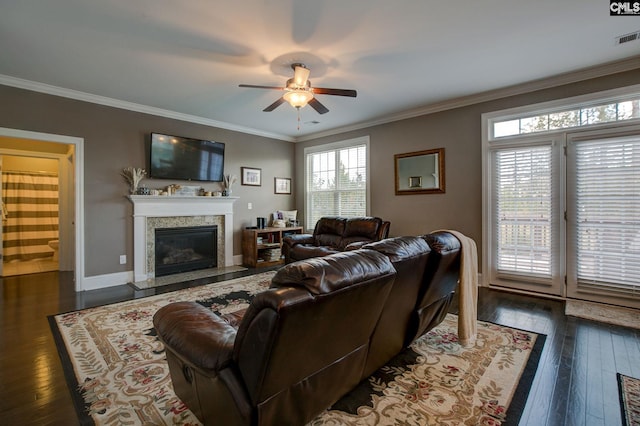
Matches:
[488,284,566,301]
[82,259,246,291]
[82,271,133,291]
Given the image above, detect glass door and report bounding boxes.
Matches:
[486,135,565,296]
[566,129,640,309]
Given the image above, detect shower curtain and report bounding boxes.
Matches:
[2,171,59,262]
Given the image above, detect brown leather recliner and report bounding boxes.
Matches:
[153,250,396,426]
[359,232,462,378]
[407,231,462,345]
[358,236,432,378]
[282,216,390,263]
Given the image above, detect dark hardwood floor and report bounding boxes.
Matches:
[1,270,638,425]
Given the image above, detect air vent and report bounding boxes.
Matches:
[615,30,640,45]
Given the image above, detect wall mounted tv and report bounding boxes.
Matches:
[149,133,225,182]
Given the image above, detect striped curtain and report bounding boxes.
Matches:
[2,171,59,262]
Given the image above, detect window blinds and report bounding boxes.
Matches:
[573,136,640,295]
[494,146,554,278]
[306,144,367,228]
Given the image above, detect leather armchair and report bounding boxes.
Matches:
[407,231,462,344]
[153,250,396,426]
[358,232,462,378]
[282,216,390,263]
[359,236,431,378]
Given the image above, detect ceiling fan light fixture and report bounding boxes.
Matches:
[292,65,311,87]
[283,89,313,108]
[240,62,354,114]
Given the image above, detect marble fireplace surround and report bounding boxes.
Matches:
[128,196,238,283]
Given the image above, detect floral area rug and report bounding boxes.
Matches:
[50,271,276,426]
[618,373,640,426]
[50,271,545,426]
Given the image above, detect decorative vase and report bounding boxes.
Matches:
[121,166,147,196]
[223,189,232,196]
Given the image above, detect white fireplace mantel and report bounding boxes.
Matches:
[127,195,238,282]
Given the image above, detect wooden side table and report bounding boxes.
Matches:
[242,226,303,268]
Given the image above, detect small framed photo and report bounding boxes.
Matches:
[408,176,422,188]
[274,177,291,194]
[241,167,261,186]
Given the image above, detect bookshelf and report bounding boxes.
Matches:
[242,226,303,268]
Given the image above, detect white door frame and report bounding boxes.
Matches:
[0,127,85,291]
[0,156,3,277]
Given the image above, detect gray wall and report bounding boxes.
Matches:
[0,85,295,277]
[295,68,640,269]
[1,67,638,278]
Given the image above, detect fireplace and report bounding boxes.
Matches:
[155,225,217,276]
[128,196,237,282]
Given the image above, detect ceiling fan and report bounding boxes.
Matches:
[239,63,357,114]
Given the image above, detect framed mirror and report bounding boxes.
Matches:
[394,148,445,195]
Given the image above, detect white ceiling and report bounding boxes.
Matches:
[1,0,639,141]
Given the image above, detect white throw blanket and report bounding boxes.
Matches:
[435,230,479,347]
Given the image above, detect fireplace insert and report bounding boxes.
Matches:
[155,225,217,276]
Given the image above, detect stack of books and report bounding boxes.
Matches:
[261,248,282,262]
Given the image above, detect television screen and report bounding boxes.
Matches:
[149,133,225,182]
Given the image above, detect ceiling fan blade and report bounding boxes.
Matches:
[312,87,357,97]
[263,97,286,112]
[239,84,285,90]
[293,65,311,87]
[308,98,329,114]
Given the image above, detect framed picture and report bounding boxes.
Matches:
[274,177,291,194]
[408,176,422,188]
[241,167,261,186]
[394,148,445,195]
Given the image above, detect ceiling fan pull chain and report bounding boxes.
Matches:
[297,107,301,131]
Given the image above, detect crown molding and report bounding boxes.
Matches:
[0,74,295,142]
[296,55,640,142]
[2,54,638,144]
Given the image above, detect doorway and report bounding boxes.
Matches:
[1,154,62,276]
[483,125,640,309]
[0,127,84,290]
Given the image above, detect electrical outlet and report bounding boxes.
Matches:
[248,202,252,210]
[119,255,127,265]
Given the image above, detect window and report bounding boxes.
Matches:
[304,137,369,230]
[483,84,640,308]
[567,134,640,298]
[486,137,564,296]
[494,145,554,278]
[492,98,640,138]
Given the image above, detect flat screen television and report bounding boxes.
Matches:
[149,133,225,182]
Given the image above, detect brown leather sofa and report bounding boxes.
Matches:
[358,232,461,378]
[282,216,390,263]
[409,231,462,344]
[153,231,462,426]
[153,249,396,426]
